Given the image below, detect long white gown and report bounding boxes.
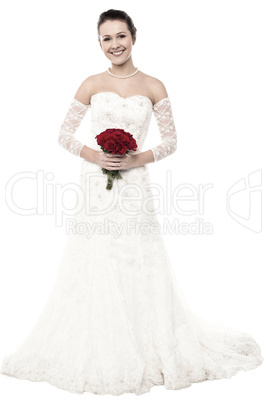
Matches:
[1,91,263,395]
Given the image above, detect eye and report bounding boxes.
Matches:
[103,35,126,41]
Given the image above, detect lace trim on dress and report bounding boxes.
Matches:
[58,98,90,157]
[151,97,177,163]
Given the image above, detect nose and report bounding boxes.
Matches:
[110,38,121,49]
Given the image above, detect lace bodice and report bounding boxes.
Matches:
[58,92,177,162]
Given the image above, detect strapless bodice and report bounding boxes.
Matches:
[88,92,153,154]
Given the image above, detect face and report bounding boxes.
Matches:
[98,20,136,65]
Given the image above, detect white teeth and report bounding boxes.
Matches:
[112,51,124,55]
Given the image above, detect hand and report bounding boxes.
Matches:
[95,151,137,170]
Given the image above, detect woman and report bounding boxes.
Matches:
[1,8,263,396]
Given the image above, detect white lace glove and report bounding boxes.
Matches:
[150,97,177,162]
[58,98,90,157]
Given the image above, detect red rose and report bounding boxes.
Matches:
[95,129,137,154]
[95,128,138,190]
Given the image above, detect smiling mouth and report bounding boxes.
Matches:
[110,50,125,56]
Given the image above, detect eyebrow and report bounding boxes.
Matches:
[102,31,127,38]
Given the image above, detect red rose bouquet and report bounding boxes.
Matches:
[95,128,138,190]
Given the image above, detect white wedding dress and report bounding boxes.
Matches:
[1,92,263,395]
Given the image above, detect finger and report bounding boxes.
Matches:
[107,153,123,157]
[107,166,121,170]
[106,156,123,161]
[108,163,122,167]
[106,163,122,169]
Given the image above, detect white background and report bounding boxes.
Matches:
[0,0,266,401]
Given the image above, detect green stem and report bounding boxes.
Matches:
[102,168,123,190]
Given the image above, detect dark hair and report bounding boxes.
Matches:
[97,9,137,41]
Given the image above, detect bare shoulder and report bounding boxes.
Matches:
[140,72,168,105]
[73,72,106,105]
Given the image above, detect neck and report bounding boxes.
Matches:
[109,60,137,76]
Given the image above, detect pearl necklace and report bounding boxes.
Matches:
[107,67,139,79]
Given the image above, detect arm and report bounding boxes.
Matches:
[58,98,89,157]
[150,96,177,162]
[132,78,177,167]
[58,98,98,163]
[58,76,98,163]
[131,96,177,167]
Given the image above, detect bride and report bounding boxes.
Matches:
[1,8,263,396]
